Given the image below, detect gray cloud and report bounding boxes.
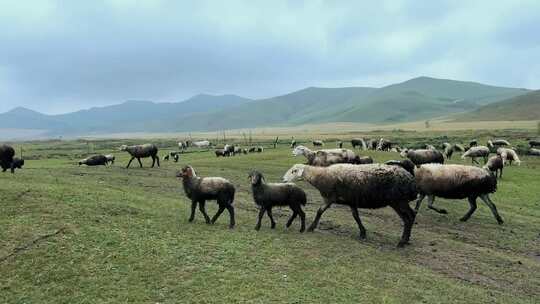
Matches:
[0,0,539,114]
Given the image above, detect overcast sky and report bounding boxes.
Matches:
[0,0,539,114]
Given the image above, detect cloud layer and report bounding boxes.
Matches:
[1,0,539,114]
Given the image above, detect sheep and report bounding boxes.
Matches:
[376,138,392,151]
[0,144,16,173]
[248,170,307,232]
[353,155,374,164]
[442,143,454,159]
[215,149,227,157]
[529,140,540,148]
[461,146,490,164]
[414,164,503,224]
[242,148,248,155]
[192,140,211,149]
[337,141,343,149]
[496,147,520,166]
[469,140,478,148]
[529,148,540,156]
[282,163,417,247]
[293,145,357,166]
[79,155,108,166]
[178,141,187,151]
[484,155,504,178]
[223,144,234,156]
[163,154,170,161]
[173,154,179,162]
[385,159,415,176]
[104,154,115,165]
[367,139,378,150]
[400,149,444,167]
[120,144,160,168]
[249,146,264,153]
[351,138,367,150]
[176,165,235,228]
[313,140,324,147]
[233,146,242,155]
[489,139,511,147]
[291,139,297,148]
[11,157,24,170]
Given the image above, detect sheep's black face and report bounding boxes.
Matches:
[248,171,263,185]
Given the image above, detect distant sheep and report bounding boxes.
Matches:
[376,138,392,151]
[337,141,343,148]
[177,165,235,228]
[351,138,367,150]
[385,159,415,176]
[461,146,490,164]
[249,170,306,232]
[120,144,160,168]
[293,145,357,166]
[0,144,16,173]
[215,149,228,157]
[529,140,540,148]
[484,155,504,178]
[79,155,108,166]
[469,140,478,148]
[400,149,444,167]
[313,140,324,147]
[414,164,503,224]
[496,147,520,166]
[248,146,264,153]
[529,148,540,156]
[282,163,417,247]
[193,140,211,149]
[291,139,297,148]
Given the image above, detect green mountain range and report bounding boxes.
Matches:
[0,77,531,136]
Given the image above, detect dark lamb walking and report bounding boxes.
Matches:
[177,166,236,228]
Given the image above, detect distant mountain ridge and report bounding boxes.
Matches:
[0,77,531,136]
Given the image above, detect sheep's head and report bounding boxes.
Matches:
[119,145,128,151]
[282,164,305,182]
[248,170,264,185]
[292,145,308,156]
[178,165,196,179]
[399,149,409,158]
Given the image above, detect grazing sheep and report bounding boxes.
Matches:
[173,154,179,162]
[11,157,24,170]
[353,155,374,164]
[248,170,307,232]
[293,145,357,166]
[484,155,504,178]
[223,144,234,156]
[0,144,16,173]
[489,139,511,147]
[414,164,503,224]
[120,144,160,168]
[469,140,478,148]
[177,165,235,228]
[351,138,367,150]
[461,146,490,164]
[215,149,227,157]
[282,164,417,247]
[291,139,297,148]
[400,149,444,167]
[529,148,540,156]
[529,140,540,148]
[105,154,115,165]
[79,155,108,166]
[193,140,211,149]
[255,146,264,153]
[385,159,415,176]
[497,148,521,166]
[163,154,170,161]
[233,146,242,155]
[376,138,392,151]
[313,140,324,147]
[337,141,343,148]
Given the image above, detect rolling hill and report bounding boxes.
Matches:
[455,90,540,121]
[0,77,531,136]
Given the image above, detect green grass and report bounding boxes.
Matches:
[1,132,540,303]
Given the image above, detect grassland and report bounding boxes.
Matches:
[1,130,540,303]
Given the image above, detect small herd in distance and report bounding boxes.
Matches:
[1,136,539,248]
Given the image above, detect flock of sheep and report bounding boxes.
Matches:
[1,136,539,247]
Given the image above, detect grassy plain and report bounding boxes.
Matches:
[1,129,539,303]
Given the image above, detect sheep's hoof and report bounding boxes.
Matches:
[358,234,367,240]
[254,226,261,231]
[229,224,235,229]
[188,218,194,223]
[397,240,409,248]
[459,217,469,222]
[497,219,504,225]
[299,228,305,233]
[270,224,276,229]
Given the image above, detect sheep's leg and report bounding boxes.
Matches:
[198,201,211,224]
[414,194,425,213]
[156,155,160,167]
[499,168,503,178]
[460,196,478,222]
[297,208,306,232]
[211,206,225,224]
[266,207,276,229]
[307,201,333,232]
[126,157,135,168]
[254,207,266,231]
[151,156,155,168]
[137,157,143,168]
[349,206,367,240]
[188,201,197,222]
[285,210,298,228]
[391,202,414,247]
[479,195,504,224]
[427,195,447,214]
[225,205,235,229]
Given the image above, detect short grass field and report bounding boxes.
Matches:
[1,130,540,303]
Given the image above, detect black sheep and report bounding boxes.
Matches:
[0,145,16,173]
[79,155,108,166]
[248,170,306,232]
